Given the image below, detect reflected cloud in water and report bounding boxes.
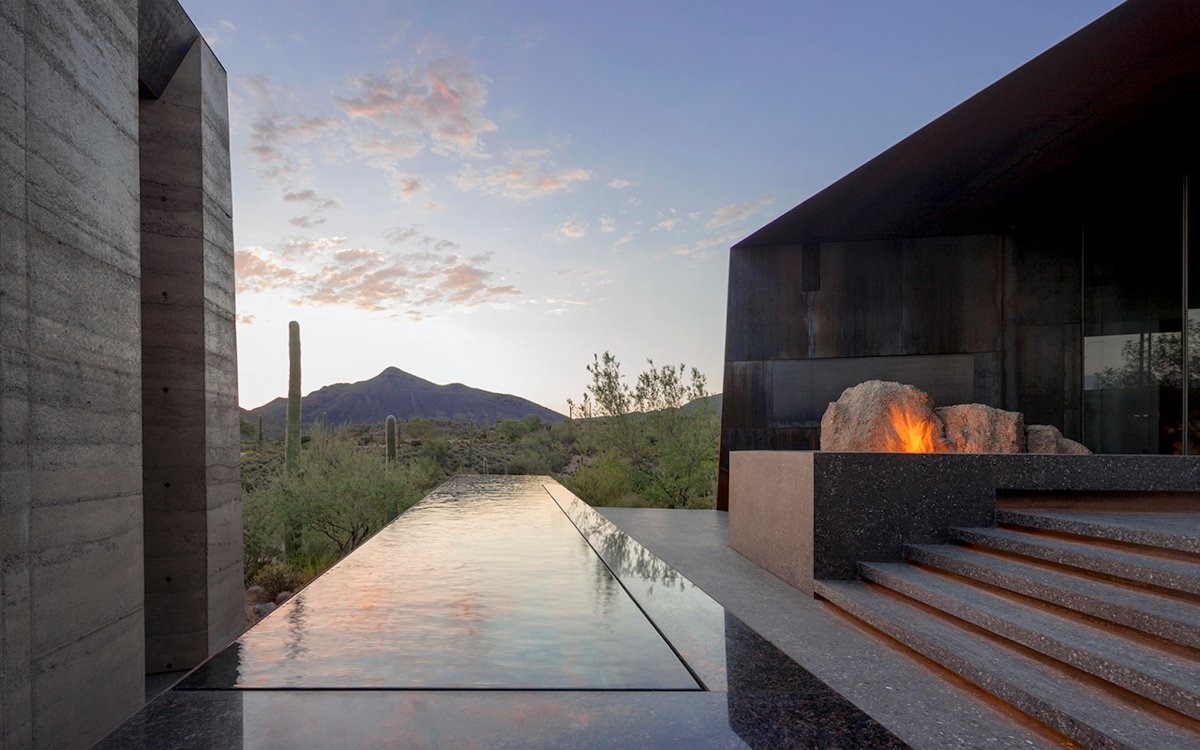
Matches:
[133,477,906,749]
[184,476,695,690]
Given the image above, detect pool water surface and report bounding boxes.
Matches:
[104,476,907,748]
[185,477,697,690]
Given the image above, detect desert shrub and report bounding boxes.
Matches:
[418,435,453,468]
[562,452,638,507]
[252,561,303,598]
[243,429,445,586]
[291,550,340,584]
[562,352,718,509]
[241,441,284,492]
[403,418,439,440]
[498,414,544,442]
[503,446,552,475]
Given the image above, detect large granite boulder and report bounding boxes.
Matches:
[1026,424,1092,455]
[936,404,1026,453]
[821,380,948,452]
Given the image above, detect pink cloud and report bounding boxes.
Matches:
[456,148,590,202]
[385,224,460,252]
[555,219,586,239]
[244,103,337,184]
[335,58,497,159]
[288,214,326,228]
[707,195,774,229]
[235,238,519,315]
[235,247,297,293]
[280,237,347,258]
[283,189,339,209]
[333,248,376,263]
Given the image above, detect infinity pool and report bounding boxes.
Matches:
[185,477,696,690]
[103,476,906,748]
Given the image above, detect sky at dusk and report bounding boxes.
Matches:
[181,0,1123,413]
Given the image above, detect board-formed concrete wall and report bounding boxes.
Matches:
[141,36,242,676]
[1,1,240,747]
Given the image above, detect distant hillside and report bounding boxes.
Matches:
[246,367,565,434]
[683,393,722,413]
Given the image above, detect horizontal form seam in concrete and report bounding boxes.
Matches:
[23,198,140,266]
[28,489,141,511]
[29,606,141,662]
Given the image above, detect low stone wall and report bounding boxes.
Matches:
[728,451,1200,595]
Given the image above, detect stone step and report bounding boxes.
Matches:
[949,526,1200,596]
[857,562,1200,721]
[996,509,1200,554]
[905,543,1200,649]
[815,580,1200,750]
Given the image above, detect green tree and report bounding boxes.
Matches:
[567,352,718,509]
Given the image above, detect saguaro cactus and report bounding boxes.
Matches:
[285,321,302,473]
[386,415,397,463]
[256,415,264,448]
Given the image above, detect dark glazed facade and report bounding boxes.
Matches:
[719,0,1200,509]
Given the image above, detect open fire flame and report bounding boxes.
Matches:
[884,405,941,453]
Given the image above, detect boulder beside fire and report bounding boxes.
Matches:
[819,380,1090,454]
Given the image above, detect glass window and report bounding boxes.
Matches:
[1083,177,1184,454]
[1188,175,1198,454]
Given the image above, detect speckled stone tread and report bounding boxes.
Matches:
[996,510,1200,554]
[949,526,1200,595]
[905,543,1200,649]
[815,580,1200,750]
[857,562,1200,720]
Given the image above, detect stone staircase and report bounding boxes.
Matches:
[815,507,1200,749]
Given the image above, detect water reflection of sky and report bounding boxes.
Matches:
[121,477,909,749]
[193,475,698,690]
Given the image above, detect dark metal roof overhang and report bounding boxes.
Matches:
[736,0,1200,249]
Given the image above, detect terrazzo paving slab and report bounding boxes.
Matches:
[996,509,1200,553]
[815,579,1200,750]
[598,507,1070,749]
[949,526,1200,594]
[905,543,1200,648]
[858,561,1200,720]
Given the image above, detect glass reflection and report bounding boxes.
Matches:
[1189,312,1199,454]
[1189,175,1198,454]
[1084,331,1182,452]
[1083,176,1185,453]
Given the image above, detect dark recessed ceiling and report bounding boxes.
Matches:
[737,0,1200,248]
